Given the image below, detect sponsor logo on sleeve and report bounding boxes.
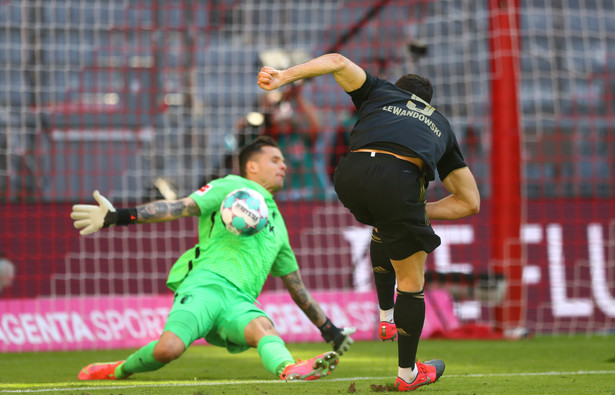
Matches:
[194,184,212,196]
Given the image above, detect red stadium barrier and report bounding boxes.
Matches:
[1,198,614,342]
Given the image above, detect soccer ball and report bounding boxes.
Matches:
[220,188,269,236]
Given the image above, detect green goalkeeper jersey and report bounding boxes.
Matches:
[166,175,299,300]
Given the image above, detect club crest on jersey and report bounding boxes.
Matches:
[195,184,212,196]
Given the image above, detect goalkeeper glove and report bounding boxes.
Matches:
[70,190,136,235]
[318,318,356,356]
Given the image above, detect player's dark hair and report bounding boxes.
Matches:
[394,74,433,104]
[238,135,279,177]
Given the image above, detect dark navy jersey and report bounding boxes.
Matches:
[347,72,467,182]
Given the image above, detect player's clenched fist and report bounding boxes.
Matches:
[257,66,282,91]
[70,190,116,235]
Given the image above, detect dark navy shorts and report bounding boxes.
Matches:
[333,151,441,260]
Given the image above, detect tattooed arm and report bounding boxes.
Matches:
[281,270,327,327]
[281,269,356,354]
[135,197,201,223]
[71,192,201,235]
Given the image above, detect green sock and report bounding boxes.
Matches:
[256,335,294,377]
[115,340,166,378]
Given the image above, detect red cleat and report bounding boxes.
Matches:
[279,351,339,381]
[78,361,126,380]
[394,359,445,391]
[379,321,397,341]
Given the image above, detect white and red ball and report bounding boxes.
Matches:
[220,188,269,236]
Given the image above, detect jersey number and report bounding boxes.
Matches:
[406,94,436,116]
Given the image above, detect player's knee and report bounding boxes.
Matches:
[252,316,276,332]
[245,316,279,347]
[395,274,424,293]
[153,339,185,363]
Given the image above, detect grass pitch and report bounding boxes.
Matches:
[1,335,614,394]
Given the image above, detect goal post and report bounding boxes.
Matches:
[488,0,525,336]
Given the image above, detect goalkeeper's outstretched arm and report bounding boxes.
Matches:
[70,190,200,235]
[281,270,356,355]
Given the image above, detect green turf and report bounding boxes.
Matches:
[1,335,615,394]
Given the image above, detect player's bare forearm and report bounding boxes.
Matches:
[426,195,478,220]
[426,167,480,220]
[281,270,327,327]
[257,53,366,93]
[136,197,200,223]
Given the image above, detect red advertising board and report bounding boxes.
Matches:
[1,199,614,336]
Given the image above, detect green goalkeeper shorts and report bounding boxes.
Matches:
[163,272,270,353]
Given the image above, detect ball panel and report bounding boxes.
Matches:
[234,190,251,200]
[225,223,242,236]
[231,216,247,229]
[257,217,268,231]
[223,196,235,208]
[221,207,234,224]
[245,196,261,210]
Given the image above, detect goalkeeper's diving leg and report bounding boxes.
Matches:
[77,330,183,380]
[249,316,340,381]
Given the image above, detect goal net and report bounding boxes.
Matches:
[1,0,613,351]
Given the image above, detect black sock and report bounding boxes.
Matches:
[394,289,425,369]
[370,230,396,310]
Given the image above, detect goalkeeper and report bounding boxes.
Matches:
[71,136,355,381]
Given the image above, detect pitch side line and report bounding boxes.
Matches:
[2,371,615,393]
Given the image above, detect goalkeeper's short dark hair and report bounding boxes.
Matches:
[238,135,280,177]
[395,74,433,104]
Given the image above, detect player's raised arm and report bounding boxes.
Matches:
[280,270,356,355]
[257,53,367,93]
[70,190,200,235]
